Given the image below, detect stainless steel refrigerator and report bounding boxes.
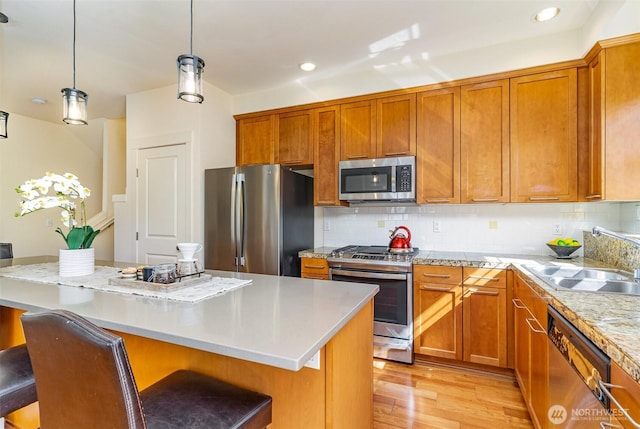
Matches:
[204,165,313,276]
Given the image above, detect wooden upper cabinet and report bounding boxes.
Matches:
[601,42,640,201]
[340,100,376,160]
[587,51,604,201]
[416,87,461,204]
[276,110,313,166]
[236,115,275,166]
[510,69,578,202]
[460,80,510,203]
[376,94,416,158]
[313,105,344,206]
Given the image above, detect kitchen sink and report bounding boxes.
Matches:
[524,265,640,296]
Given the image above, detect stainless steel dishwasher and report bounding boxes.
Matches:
[547,306,611,428]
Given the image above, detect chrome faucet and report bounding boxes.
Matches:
[592,226,640,246]
[592,226,640,279]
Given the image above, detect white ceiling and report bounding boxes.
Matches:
[0,0,624,124]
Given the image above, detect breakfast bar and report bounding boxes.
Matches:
[0,257,378,428]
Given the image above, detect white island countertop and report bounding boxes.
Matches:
[0,257,378,371]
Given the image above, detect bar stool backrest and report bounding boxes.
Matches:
[21,310,146,429]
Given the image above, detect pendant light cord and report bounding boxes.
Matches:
[189,0,194,55]
[72,0,77,89]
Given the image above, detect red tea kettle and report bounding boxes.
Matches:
[388,226,412,252]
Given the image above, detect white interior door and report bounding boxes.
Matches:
[137,144,187,264]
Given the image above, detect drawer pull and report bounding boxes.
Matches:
[467,289,499,296]
[304,265,326,269]
[528,196,560,201]
[346,155,368,159]
[422,273,451,278]
[598,380,640,428]
[525,317,545,334]
[586,194,602,200]
[426,198,450,203]
[282,160,304,165]
[471,198,499,202]
[420,286,453,292]
[512,298,527,309]
[383,151,409,157]
[467,276,499,281]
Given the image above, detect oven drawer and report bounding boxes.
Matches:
[414,265,462,285]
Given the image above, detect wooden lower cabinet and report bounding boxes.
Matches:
[513,273,549,429]
[414,265,508,368]
[300,257,329,280]
[414,265,463,359]
[462,267,507,367]
[607,362,640,429]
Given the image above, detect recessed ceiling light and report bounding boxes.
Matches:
[534,7,560,22]
[299,62,316,72]
[31,97,47,105]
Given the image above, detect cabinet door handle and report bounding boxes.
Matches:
[525,318,546,334]
[471,198,499,202]
[421,273,451,278]
[528,196,560,201]
[346,155,368,159]
[282,160,304,165]
[512,298,527,309]
[586,194,602,200]
[598,380,640,428]
[426,198,450,203]
[467,276,499,281]
[420,286,453,292]
[383,151,409,156]
[467,289,500,296]
[304,264,326,269]
[317,200,337,205]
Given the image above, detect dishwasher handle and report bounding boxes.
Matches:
[598,380,640,428]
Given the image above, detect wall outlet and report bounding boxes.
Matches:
[553,223,562,235]
[377,220,385,228]
[323,220,330,231]
[433,220,441,233]
[488,220,498,229]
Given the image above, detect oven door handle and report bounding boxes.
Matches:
[330,268,407,281]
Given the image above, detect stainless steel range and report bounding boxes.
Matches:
[327,245,418,364]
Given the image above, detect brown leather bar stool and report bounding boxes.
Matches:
[21,309,272,429]
[0,344,37,418]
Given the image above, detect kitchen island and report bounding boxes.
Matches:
[0,257,378,428]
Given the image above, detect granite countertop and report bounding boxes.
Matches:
[299,247,640,382]
[0,256,378,372]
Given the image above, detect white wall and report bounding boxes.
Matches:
[233,1,640,116]
[0,114,104,257]
[321,202,623,256]
[118,81,234,263]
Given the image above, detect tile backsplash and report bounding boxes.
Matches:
[319,201,636,256]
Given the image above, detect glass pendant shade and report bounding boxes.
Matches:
[177,54,205,103]
[0,111,8,138]
[62,88,88,125]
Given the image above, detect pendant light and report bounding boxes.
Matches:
[0,111,8,139]
[177,0,205,103]
[61,0,88,125]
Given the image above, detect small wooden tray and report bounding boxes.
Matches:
[108,273,212,293]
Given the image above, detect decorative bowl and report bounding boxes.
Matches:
[547,244,581,259]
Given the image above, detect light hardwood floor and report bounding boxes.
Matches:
[373,358,534,429]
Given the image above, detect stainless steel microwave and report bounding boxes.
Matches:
[339,156,416,203]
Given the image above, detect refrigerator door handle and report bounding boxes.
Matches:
[237,173,246,267]
[230,173,238,267]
